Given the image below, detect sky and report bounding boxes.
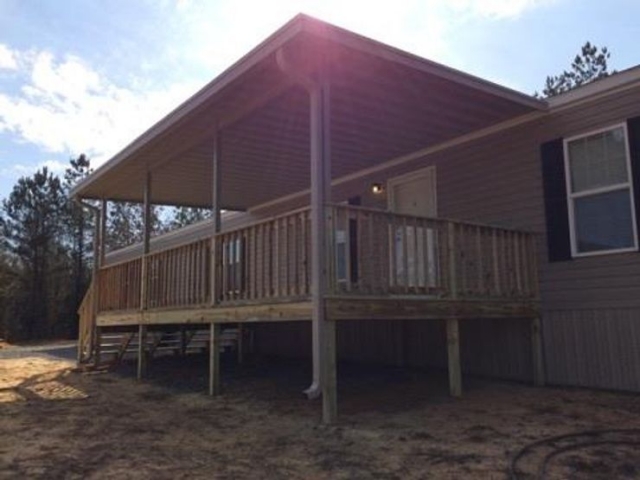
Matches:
[0,0,639,200]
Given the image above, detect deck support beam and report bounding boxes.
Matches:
[446,318,462,397]
[531,317,545,387]
[209,322,221,396]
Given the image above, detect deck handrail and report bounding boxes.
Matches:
[77,278,96,363]
[93,205,539,315]
[326,204,539,300]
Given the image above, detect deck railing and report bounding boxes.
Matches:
[213,207,311,304]
[77,278,96,363]
[327,204,538,300]
[92,205,538,315]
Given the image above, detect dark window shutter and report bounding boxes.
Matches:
[626,116,640,250]
[540,138,572,262]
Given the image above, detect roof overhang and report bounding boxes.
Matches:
[71,13,547,209]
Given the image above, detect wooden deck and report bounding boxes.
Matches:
[80,204,540,359]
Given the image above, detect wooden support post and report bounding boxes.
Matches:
[99,199,107,268]
[237,323,244,365]
[94,326,102,367]
[306,78,331,401]
[322,319,337,424]
[137,324,147,380]
[446,318,462,397]
[447,223,457,299]
[180,326,187,356]
[140,173,152,311]
[209,322,221,396]
[210,131,222,305]
[531,317,545,387]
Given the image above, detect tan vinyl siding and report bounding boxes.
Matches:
[251,84,640,389]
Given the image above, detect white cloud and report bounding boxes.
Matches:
[446,0,556,19]
[0,49,202,169]
[0,0,556,176]
[0,44,18,70]
[0,159,68,180]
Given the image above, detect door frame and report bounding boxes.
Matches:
[387,165,437,215]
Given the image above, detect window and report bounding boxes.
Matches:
[564,124,638,256]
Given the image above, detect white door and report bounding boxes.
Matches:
[388,167,438,289]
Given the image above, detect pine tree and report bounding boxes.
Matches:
[0,168,71,339]
[538,42,615,98]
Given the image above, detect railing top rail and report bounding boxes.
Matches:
[327,203,540,236]
[215,205,311,235]
[99,255,143,271]
[99,206,312,271]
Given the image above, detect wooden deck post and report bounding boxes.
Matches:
[91,201,105,364]
[94,326,102,368]
[531,317,545,387]
[308,78,333,413]
[207,131,223,396]
[237,323,244,365]
[210,130,222,306]
[99,199,107,268]
[322,319,337,424]
[446,318,462,398]
[140,173,152,311]
[137,173,151,380]
[275,50,333,413]
[209,322,221,396]
[137,324,147,380]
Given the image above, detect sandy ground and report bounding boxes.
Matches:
[1,351,640,479]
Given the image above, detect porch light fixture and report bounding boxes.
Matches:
[371,183,384,195]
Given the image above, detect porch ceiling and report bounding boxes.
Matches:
[71,14,547,210]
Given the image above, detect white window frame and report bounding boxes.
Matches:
[563,122,639,258]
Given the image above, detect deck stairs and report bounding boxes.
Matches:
[93,328,240,370]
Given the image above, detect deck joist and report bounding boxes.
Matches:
[96,296,539,327]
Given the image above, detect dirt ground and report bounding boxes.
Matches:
[1,351,640,479]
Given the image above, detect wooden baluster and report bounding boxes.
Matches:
[249,227,256,300]
[344,208,352,292]
[302,211,309,296]
[389,215,397,291]
[283,217,290,297]
[291,216,297,297]
[514,231,522,297]
[368,212,375,293]
[448,223,457,299]
[273,220,279,299]
[401,217,409,293]
[492,230,501,298]
[476,226,484,297]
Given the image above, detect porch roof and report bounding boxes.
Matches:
[71,13,547,210]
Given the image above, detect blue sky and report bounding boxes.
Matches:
[0,0,639,200]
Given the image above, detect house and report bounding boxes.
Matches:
[71,14,640,423]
